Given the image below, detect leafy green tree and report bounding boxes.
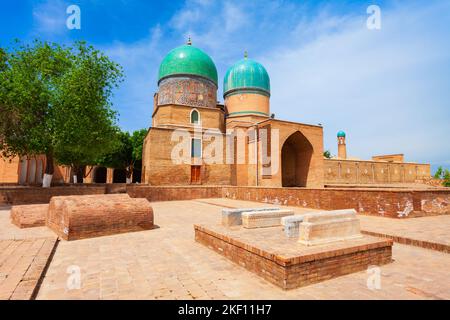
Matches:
[52,42,123,182]
[99,129,147,183]
[323,150,332,159]
[434,166,443,179]
[434,166,450,187]
[0,40,123,186]
[444,170,450,187]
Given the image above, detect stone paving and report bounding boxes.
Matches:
[31,199,449,300]
[0,206,54,241]
[359,215,450,250]
[0,237,57,300]
[1,199,450,300]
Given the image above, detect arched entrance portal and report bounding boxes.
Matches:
[113,169,127,183]
[281,131,313,187]
[93,167,107,183]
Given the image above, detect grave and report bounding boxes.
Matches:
[195,208,392,290]
[222,207,280,227]
[298,209,362,246]
[46,194,154,241]
[242,209,294,229]
[10,204,48,228]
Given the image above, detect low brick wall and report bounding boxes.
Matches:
[126,185,222,202]
[0,184,116,205]
[2,184,449,218]
[221,187,450,218]
[195,225,393,290]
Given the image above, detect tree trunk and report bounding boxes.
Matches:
[43,152,54,188]
[126,165,133,184]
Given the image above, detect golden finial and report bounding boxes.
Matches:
[187,36,192,45]
[244,51,248,59]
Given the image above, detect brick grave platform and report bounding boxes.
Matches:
[46,194,154,241]
[195,224,393,290]
[10,204,48,228]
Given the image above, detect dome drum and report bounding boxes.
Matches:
[158,76,217,109]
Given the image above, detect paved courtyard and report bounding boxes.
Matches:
[1,199,449,300]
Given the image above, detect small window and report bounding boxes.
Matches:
[191,109,200,124]
[191,138,202,158]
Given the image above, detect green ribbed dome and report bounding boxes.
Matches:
[337,131,346,138]
[223,57,270,98]
[158,44,218,85]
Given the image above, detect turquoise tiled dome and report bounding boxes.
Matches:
[223,57,270,98]
[158,43,218,86]
[337,131,346,138]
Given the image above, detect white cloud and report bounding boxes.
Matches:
[32,0,69,36]
[262,1,450,165]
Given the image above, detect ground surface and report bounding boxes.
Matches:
[0,199,449,300]
[359,215,450,249]
[0,237,57,300]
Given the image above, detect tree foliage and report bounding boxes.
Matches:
[99,129,147,180]
[323,150,332,159]
[0,40,123,183]
[434,166,450,187]
[52,42,123,174]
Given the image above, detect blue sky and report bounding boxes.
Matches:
[1,0,449,173]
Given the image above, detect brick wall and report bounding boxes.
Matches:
[2,184,449,218]
[221,186,450,218]
[0,185,108,205]
[127,185,222,202]
[324,159,431,185]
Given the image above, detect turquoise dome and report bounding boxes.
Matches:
[337,131,346,138]
[223,57,270,98]
[158,44,218,86]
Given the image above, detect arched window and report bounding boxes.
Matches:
[190,109,200,125]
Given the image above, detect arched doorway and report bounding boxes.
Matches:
[93,167,107,183]
[281,131,313,187]
[113,169,127,183]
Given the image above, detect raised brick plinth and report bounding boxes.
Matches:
[46,194,154,241]
[195,224,392,290]
[10,204,48,228]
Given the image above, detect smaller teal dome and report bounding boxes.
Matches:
[337,131,346,138]
[223,56,270,98]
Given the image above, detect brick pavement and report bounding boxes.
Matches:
[33,200,449,300]
[0,237,57,300]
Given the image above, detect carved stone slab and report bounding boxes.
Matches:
[298,209,362,246]
[242,209,294,229]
